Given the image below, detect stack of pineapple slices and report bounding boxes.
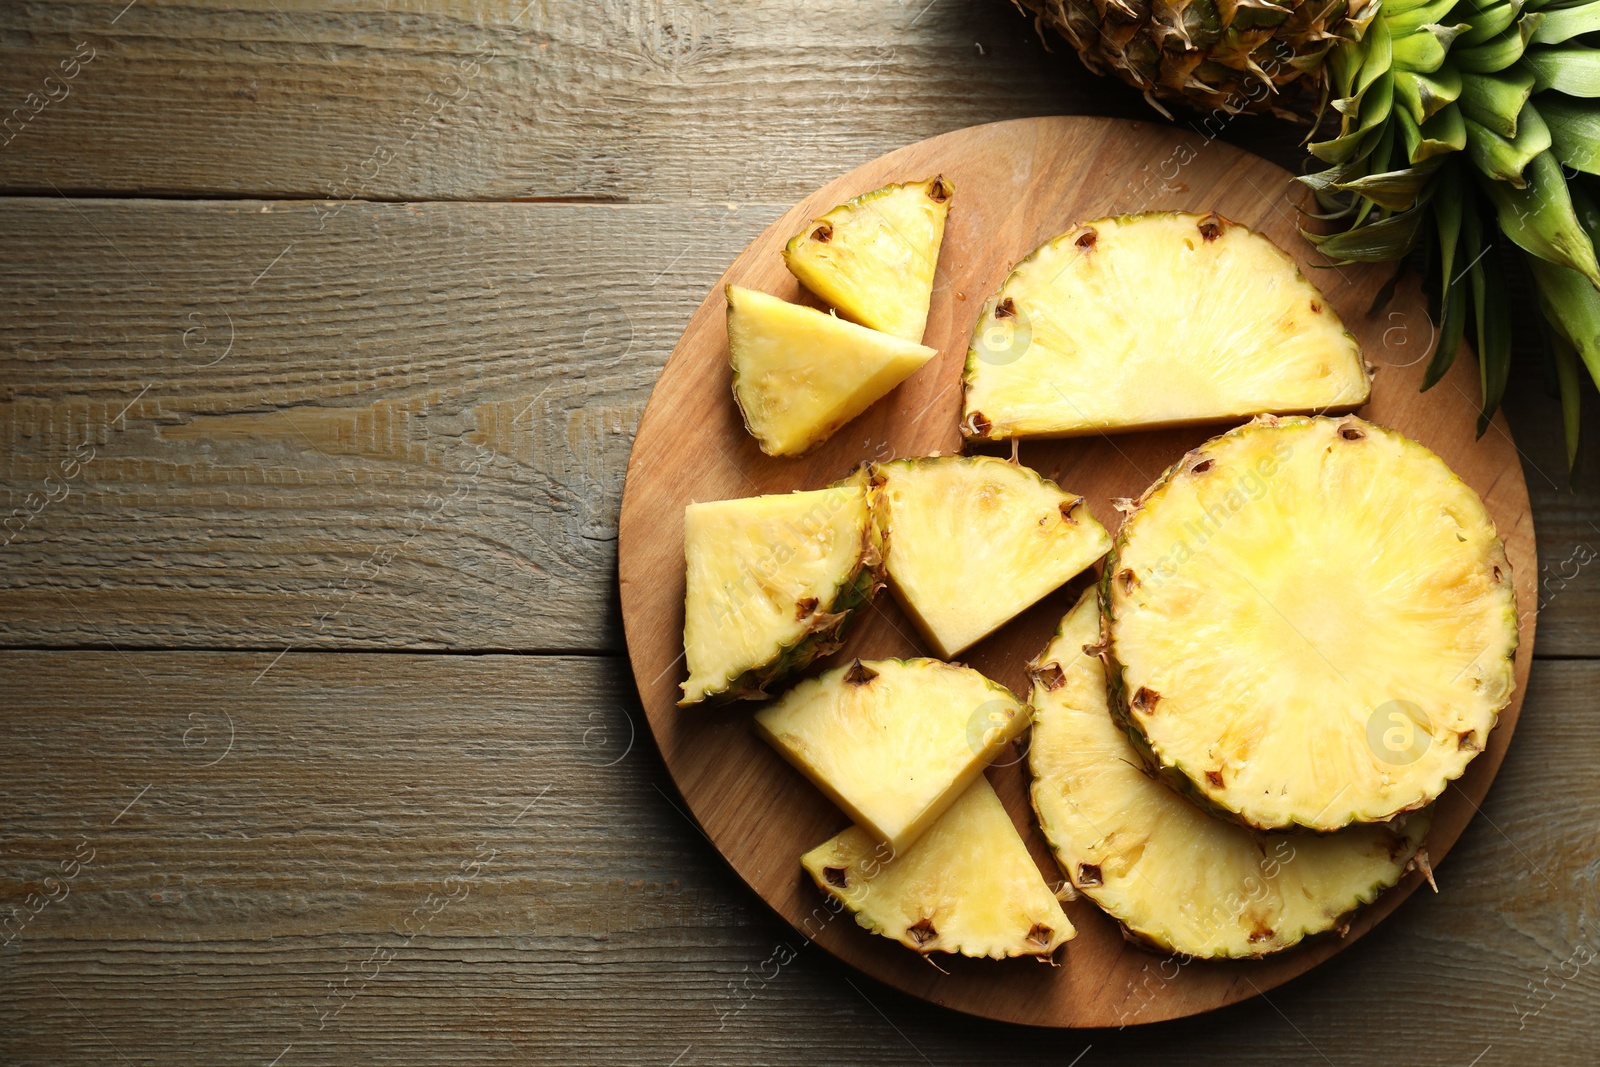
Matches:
[727,177,951,457]
[679,194,1518,965]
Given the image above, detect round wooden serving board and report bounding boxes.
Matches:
[617,116,1536,1028]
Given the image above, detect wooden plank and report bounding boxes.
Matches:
[0,0,1313,202]
[0,651,1595,1062]
[3,197,1598,653]
[0,196,775,650]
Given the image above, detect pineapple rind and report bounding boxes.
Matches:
[1102,415,1518,831]
[1030,590,1431,959]
[873,454,1112,658]
[960,212,1371,440]
[754,657,1031,852]
[679,475,886,707]
[801,775,1074,959]
[782,176,952,343]
[726,286,937,457]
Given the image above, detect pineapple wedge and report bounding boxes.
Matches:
[727,285,936,457]
[782,176,952,343]
[803,775,1073,959]
[1030,590,1430,958]
[1104,416,1518,831]
[874,455,1111,658]
[680,478,884,706]
[961,212,1371,440]
[754,658,1029,851]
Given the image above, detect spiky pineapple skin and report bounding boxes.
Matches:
[1100,414,1518,831]
[1010,0,1348,119]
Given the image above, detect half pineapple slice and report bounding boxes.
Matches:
[680,477,883,706]
[727,285,936,457]
[1104,415,1518,831]
[874,455,1111,658]
[803,775,1073,959]
[782,176,952,343]
[961,212,1370,440]
[1030,590,1430,959]
[754,658,1028,851]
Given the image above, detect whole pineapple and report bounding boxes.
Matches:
[1017,0,1600,459]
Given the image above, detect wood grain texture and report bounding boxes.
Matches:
[0,0,1312,203]
[0,196,775,650]
[1,651,1596,1064]
[618,117,1537,1026]
[5,196,1600,653]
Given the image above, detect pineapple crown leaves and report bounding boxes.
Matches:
[1297,0,1600,457]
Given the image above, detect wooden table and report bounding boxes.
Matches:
[1,3,1595,1063]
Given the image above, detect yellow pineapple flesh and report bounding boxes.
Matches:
[782,176,952,343]
[874,454,1111,658]
[726,285,936,457]
[1030,590,1430,959]
[680,479,883,706]
[802,775,1073,959]
[1104,416,1518,831]
[754,657,1028,851]
[961,212,1370,440]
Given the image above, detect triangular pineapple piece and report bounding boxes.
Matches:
[961,212,1371,440]
[1103,416,1517,830]
[727,285,936,457]
[782,175,952,343]
[874,455,1111,658]
[754,657,1028,851]
[802,775,1073,959]
[1029,590,1430,959]
[680,478,883,706]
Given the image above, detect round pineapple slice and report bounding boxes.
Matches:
[1104,415,1518,831]
[1030,590,1431,958]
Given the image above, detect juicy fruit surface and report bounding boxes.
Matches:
[726,285,936,457]
[1030,591,1429,959]
[680,483,880,705]
[1105,416,1518,831]
[754,658,1029,851]
[783,176,952,343]
[803,775,1073,958]
[961,213,1370,439]
[876,455,1111,658]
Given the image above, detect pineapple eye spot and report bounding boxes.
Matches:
[994,297,1017,320]
[1205,770,1224,789]
[1456,731,1481,752]
[1492,566,1503,583]
[843,660,878,686]
[795,596,819,620]
[811,223,833,243]
[928,177,950,203]
[1131,685,1159,713]
[964,411,993,438]
[906,918,938,947]
[1190,458,1214,474]
[1198,217,1223,242]
[1339,425,1365,441]
[1034,663,1067,691]
[1310,300,1323,314]
[1059,499,1080,523]
[1075,229,1098,250]
[823,866,849,888]
[1025,923,1054,949]
[1076,863,1103,886]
